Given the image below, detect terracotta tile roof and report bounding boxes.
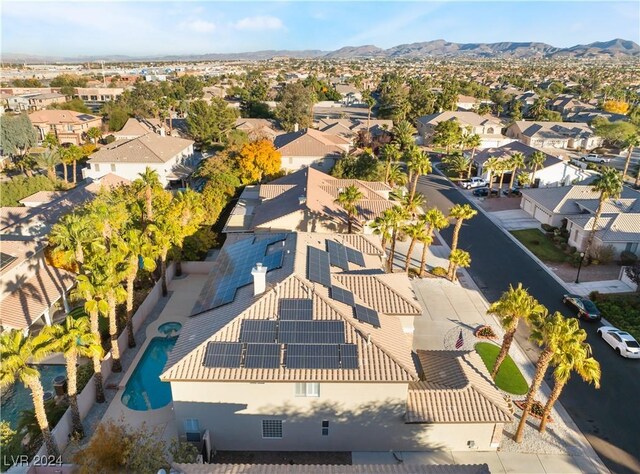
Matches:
[472,141,559,168]
[511,121,596,139]
[406,351,512,424]
[417,111,503,128]
[0,265,75,330]
[521,185,640,215]
[0,239,44,277]
[88,133,194,164]
[112,118,157,138]
[173,463,490,474]
[84,173,132,193]
[338,234,384,256]
[19,191,65,205]
[0,207,33,230]
[274,128,350,157]
[161,233,421,384]
[259,184,297,200]
[334,274,422,315]
[28,110,100,125]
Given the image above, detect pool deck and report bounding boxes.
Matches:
[63,273,209,460]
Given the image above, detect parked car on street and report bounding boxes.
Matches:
[562,294,601,321]
[460,177,488,189]
[472,187,499,197]
[597,326,640,358]
[580,153,611,164]
[502,187,522,197]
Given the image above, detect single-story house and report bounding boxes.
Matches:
[234,118,283,141]
[274,128,351,172]
[566,213,640,258]
[505,121,604,150]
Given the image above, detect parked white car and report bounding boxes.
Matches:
[460,177,488,189]
[580,154,611,164]
[597,326,640,358]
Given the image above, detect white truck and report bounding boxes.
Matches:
[580,153,611,164]
[460,177,488,189]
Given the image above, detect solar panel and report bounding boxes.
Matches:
[0,252,17,271]
[239,320,278,343]
[354,304,381,328]
[326,240,349,270]
[203,342,243,368]
[330,286,355,306]
[307,246,331,287]
[279,299,313,320]
[340,344,359,369]
[279,321,346,344]
[244,343,281,368]
[286,344,341,369]
[345,246,366,267]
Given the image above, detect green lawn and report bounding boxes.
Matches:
[510,229,568,263]
[475,342,529,395]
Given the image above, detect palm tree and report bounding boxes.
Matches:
[418,208,449,277]
[447,249,471,282]
[36,149,61,181]
[508,152,526,193]
[442,152,470,179]
[463,132,482,178]
[539,341,600,433]
[386,206,409,272]
[404,221,427,274]
[86,127,102,144]
[447,204,477,280]
[45,317,103,438]
[362,89,376,140]
[335,185,364,234]
[583,168,623,258]
[484,157,500,196]
[0,331,59,456]
[49,213,92,273]
[104,252,128,373]
[496,159,510,197]
[528,151,546,188]
[136,167,161,225]
[387,163,407,188]
[392,120,417,152]
[407,150,432,200]
[401,192,424,219]
[622,134,639,182]
[487,283,544,379]
[515,312,585,442]
[370,212,393,252]
[381,144,401,184]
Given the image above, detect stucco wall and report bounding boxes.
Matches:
[280,156,335,172]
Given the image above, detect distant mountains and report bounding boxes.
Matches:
[3,39,638,63]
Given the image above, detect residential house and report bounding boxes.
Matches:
[28,109,102,145]
[224,167,394,234]
[161,232,511,452]
[520,185,640,258]
[83,133,196,187]
[27,92,68,110]
[548,95,593,117]
[335,84,362,106]
[234,118,283,142]
[505,121,603,150]
[274,128,351,172]
[565,110,629,124]
[472,141,596,188]
[317,118,393,142]
[112,117,167,140]
[416,111,511,149]
[74,87,125,112]
[457,94,479,111]
[513,91,539,115]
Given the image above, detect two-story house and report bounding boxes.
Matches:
[274,128,351,172]
[416,111,512,149]
[28,109,102,145]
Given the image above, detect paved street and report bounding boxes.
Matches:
[415,170,640,474]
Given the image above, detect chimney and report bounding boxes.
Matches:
[294,123,299,132]
[251,262,267,295]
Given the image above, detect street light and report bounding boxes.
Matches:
[575,252,586,284]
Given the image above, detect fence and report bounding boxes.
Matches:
[30,263,180,461]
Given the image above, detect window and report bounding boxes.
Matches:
[573,230,578,242]
[295,383,319,397]
[94,164,100,172]
[322,420,329,436]
[625,242,638,253]
[262,420,283,439]
[184,419,201,442]
[91,95,98,100]
[110,164,116,172]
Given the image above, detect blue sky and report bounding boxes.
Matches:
[2,1,639,57]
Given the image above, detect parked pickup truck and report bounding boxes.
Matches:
[460,177,488,189]
[580,154,611,164]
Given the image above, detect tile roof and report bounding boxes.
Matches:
[28,110,100,125]
[19,191,66,205]
[274,128,350,157]
[511,121,596,139]
[0,265,75,330]
[417,111,503,128]
[84,173,132,193]
[472,141,560,168]
[406,351,512,424]
[173,463,490,474]
[88,133,194,164]
[112,118,158,138]
[161,233,421,384]
[521,185,640,215]
[333,274,422,315]
[567,213,640,242]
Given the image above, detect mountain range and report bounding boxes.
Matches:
[3,39,638,63]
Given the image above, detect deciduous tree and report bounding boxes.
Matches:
[237,139,282,183]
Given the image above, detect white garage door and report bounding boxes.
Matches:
[523,198,534,214]
[533,206,551,224]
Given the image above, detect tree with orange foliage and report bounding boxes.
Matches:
[603,100,629,115]
[237,139,282,184]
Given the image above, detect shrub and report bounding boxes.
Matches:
[1,175,58,207]
[77,362,95,392]
[541,224,556,233]
[103,135,116,144]
[431,267,448,277]
[590,244,616,264]
[620,251,638,265]
[475,325,497,338]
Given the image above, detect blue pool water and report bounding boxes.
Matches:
[158,321,182,336]
[121,336,177,411]
[0,365,67,429]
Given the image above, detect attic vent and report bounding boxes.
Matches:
[298,196,307,205]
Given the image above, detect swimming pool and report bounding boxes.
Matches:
[0,365,66,429]
[121,336,177,411]
[158,321,182,336]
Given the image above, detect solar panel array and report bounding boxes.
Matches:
[307,246,331,287]
[326,240,349,270]
[286,344,358,369]
[203,342,243,368]
[244,343,280,368]
[279,299,313,320]
[239,320,278,343]
[0,252,17,271]
[209,234,287,308]
[345,246,366,267]
[354,304,381,328]
[279,321,346,344]
[330,286,355,306]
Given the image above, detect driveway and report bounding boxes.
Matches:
[489,209,542,231]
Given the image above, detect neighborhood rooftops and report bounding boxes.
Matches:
[274,128,350,157]
[172,463,491,474]
[88,133,194,164]
[161,232,421,384]
[417,111,503,129]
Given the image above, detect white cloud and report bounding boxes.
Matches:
[234,15,283,31]
[181,19,216,33]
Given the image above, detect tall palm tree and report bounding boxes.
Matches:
[622,134,639,183]
[381,144,401,184]
[136,167,161,225]
[442,152,470,180]
[496,159,510,197]
[539,341,600,433]
[335,185,364,234]
[463,132,482,178]
[392,120,416,152]
[583,168,623,258]
[418,208,449,277]
[45,317,103,438]
[0,331,59,456]
[483,156,500,196]
[508,152,526,193]
[401,192,424,219]
[407,150,432,200]
[528,151,546,188]
[515,312,585,442]
[386,206,409,272]
[447,204,477,279]
[104,252,128,373]
[447,249,471,282]
[36,149,61,181]
[49,213,92,273]
[387,163,407,188]
[370,213,393,252]
[487,283,544,379]
[404,221,427,274]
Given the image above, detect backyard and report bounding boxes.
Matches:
[510,229,569,263]
[475,342,529,395]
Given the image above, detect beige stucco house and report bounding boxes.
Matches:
[28,109,102,145]
[161,232,511,453]
[274,128,351,172]
[416,111,511,149]
[505,121,603,150]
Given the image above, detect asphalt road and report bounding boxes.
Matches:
[415,171,640,474]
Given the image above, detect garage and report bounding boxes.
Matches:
[533,206,552,224]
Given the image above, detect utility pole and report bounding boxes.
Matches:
[101,60,106,87]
